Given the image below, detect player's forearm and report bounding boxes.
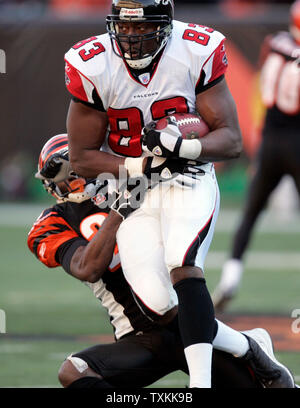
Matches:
[197,126,242,162]
[70,149,126,178]
[194,77,242,161]
[67,100,127,178]
[70,211,122,282]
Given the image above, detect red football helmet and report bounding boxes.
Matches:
[290,0,300,44]
[37,134,96,203]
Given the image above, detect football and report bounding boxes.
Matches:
[155,112,209,139]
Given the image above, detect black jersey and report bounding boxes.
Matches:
[28,199,155,339]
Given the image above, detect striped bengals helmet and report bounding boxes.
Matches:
[38,134,69,175]
[37,134,96,203]
[290,0,300,44]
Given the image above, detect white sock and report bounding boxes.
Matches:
[218,258,244,295]
[213,319,249,357]
[184,343,213,388]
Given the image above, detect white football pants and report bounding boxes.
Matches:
[116,163,220,316]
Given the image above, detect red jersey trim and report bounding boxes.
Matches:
[196,39,228,90]
[182,190,217,267]
[64,58,103,104]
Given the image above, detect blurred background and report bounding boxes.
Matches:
[0,0,298,205]
[0,0,299,388]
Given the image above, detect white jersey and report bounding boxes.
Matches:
[260,31,300,115]
[64,21,226,316]
[64,20,227,158]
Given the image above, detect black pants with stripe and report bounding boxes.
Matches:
[73,325,260,388]
[231,130,300,260]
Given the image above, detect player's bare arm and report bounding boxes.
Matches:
[142,78,242,163]
[67,100,125,178]
[67,100,191,181]
[195,78,242,162]
[69,210,122,283]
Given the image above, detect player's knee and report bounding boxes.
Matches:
[58,355,93,388]
[128,267,176,315]
[165,245,195,275]
[170,265,204,286]
[58,359,82,388]
[165,252,184,275]
[132,282,175,316]
[145,291,173,315]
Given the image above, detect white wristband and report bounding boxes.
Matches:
[179,139,202,160]
[124,157,144,177]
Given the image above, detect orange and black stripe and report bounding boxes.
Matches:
[39,134,68,170]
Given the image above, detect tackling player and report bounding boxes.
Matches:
[31,135,295,389]
[61,0,292,388]
[212,0,300,312]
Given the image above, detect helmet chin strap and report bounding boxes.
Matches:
[48,178,98,203]
[124,34,169,70]
[65,179,98,203]
[125,53,152,69]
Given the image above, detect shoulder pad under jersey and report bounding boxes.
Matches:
[171,20,228,87]
[64,33,110,104]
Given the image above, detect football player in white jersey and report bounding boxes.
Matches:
[34,135,295,389]
[212,0,300,312]
[60,0,293,388]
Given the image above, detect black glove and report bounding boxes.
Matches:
[142,119,203,161]
[143,156,204,183]
[142,119,183,158]
[92,177,147,220]
[111,177,147,219]
[35,152,71,183]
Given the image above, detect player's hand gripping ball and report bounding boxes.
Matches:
[142,112,209,161]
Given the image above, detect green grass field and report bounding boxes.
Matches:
[0,203,299,388]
